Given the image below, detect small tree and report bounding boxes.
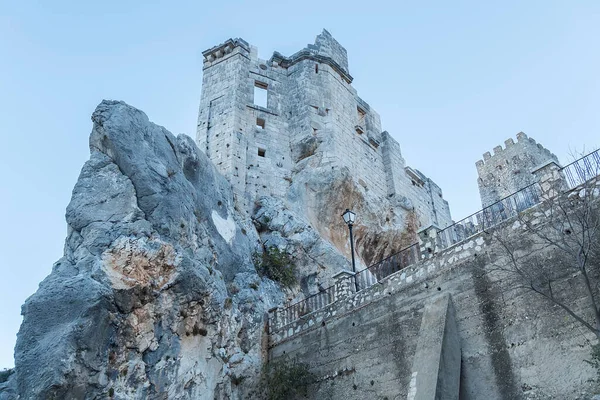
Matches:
[490,152,600,340]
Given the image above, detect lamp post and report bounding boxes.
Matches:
[341,209,359,292]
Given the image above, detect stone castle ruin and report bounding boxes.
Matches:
[2,30,600,400]
[197,30,452,234]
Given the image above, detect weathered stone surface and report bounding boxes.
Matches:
[1,98,364,399]
[0,375,16,400]
[253,196,350,301]
[6,100,283,399]
[288,163,419,267]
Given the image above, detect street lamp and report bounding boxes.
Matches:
[341,209,359,292]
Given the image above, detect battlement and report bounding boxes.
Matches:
[476,132,560,207]
[202,38,250,67]
[476,132,558,170]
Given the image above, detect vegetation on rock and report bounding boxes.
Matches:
[253,246,297,288]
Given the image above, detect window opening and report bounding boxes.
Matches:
[357,107,366,125]
[356,106,366,134]
[254,81,268,108]
[258,148,266,157]
[315,63,319,73]
[256,117,265,129]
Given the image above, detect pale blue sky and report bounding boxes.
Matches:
[1,1,599,369]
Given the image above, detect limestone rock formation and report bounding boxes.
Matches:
[253,196,350,302]
[4,100,290,399]
[288,156,419,268]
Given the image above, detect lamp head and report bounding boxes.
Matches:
[341,209,356,225]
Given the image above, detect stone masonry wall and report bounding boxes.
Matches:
[269,181,600,399]
[476,132,559,208]
[197,31,452,229]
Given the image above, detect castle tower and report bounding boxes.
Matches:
[476,132,559,207]
[197,38,256,200]
[197,30,453,230]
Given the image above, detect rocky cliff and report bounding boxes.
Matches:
[0,100,357,399]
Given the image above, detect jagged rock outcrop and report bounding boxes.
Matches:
[253,196,350,302]
[5,101,286,399]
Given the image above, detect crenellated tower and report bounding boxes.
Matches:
[476,132,559,207]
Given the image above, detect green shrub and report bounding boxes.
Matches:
[0,368,14,383]
[260,359,314,400]
[253,247,297,288]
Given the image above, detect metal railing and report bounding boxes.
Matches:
[269,284,337,332]
[562,149,600,189]
[436,183,542,250]
[353,243,420,292]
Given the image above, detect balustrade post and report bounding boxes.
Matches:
[532,161,567,201]
[418,224,441,259]
[333,270,355,301]
[274,306,286,328]
[266,307,283,334]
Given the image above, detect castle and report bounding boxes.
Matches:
[196,30,452,231]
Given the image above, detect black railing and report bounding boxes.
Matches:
[561,149,600,189]
[436,183,542,250]
[269,184,543,333]
[269,282,337,333]
[353,243,420,292]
